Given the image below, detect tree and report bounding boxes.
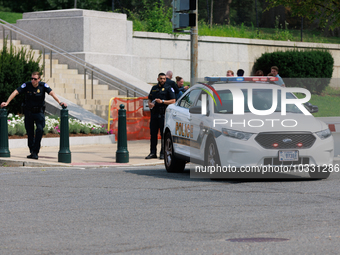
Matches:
[0,42,43,114]
[266,0,340,30]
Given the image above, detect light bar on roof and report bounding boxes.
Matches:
[204,76,279,82]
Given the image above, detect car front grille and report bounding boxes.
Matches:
[264,157,309,166]
[255,132,316,149]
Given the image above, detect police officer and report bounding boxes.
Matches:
[146,72,176,159]
[1,71,67,160]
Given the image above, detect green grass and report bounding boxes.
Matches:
[0,11,22,23]
[296,87,340,117]
[198,22,340,44]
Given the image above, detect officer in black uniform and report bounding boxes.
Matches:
[145,73,176,159]
[1,71,67,160]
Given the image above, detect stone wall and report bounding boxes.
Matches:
[7,9,340,87]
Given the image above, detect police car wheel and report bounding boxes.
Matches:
[164,132,186,173]
[308,168,330,179]
[205,137,221,168]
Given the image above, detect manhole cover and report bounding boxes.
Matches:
[227,238,289,243]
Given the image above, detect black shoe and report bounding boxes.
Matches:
[159,153,164,160]
[31,153,38,160]
[145,153,157,159]
[27,152,38,160]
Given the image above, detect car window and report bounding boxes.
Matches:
[214,89,303,114]
[179,89,201,109]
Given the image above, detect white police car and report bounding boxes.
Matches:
[163,77,334,179]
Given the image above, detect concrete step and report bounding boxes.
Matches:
[44,63,69,70]
[0,38,121,119]
[44,68,79,75]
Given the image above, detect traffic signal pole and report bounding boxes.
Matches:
[190,0,198,86]
[172,0,198,86]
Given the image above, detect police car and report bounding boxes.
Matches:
[163,77,334,179]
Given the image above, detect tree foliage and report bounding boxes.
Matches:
[266,0,340,30]
[0,41,43,114]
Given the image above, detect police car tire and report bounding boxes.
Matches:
[164,132,186,173]
[205,137,221,168]
[308,168,330,179]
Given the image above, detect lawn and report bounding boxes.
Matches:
[296,87,340,117]
[0,11,22,24]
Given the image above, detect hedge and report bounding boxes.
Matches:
[253,50,334,94]
[0,40,43,114]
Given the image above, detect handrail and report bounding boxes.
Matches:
[0,18,147,98]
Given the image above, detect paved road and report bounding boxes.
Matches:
[0,165,340,254]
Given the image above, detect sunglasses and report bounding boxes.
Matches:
[31,77,39,81]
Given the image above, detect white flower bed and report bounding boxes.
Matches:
[7,113,107,136]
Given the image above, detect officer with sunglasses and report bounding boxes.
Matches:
[1,71,67,160]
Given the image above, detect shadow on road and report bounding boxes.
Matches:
[125,166,324,183]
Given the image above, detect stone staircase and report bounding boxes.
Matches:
[0,39,120,119]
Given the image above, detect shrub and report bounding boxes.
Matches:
[91,128,101,134]
[127,0,172,33]
[0,40,43,114]
[69,121,81,134]
[8,125,16,136]
[15,123,26,136]
[253,49,334,94]
[81,125,91,134]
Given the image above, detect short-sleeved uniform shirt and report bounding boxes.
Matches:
[16,81,52,109]
[274,74,285,86]
[148,83,175,114]
[165,77,179,95]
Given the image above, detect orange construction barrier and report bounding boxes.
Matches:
[108,97,161,141]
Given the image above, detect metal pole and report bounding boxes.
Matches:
[91,71,93,99]
[0,108,10,157]
[112,0,114,12]
[74,0,77,8]
[58,105,71,163]
[116,104,129,163]
[84,68,87,99]
[2,26,4,42]
[190,0,198,86]
[50,50,52,78]
[43,48,45,77]
[9,30,12,47]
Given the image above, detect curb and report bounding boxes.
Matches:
[9,134,115,149]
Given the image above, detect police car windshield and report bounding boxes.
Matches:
[214,89,303,114]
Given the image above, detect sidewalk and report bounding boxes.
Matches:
[1,136,339,168]
[0,139,164,167]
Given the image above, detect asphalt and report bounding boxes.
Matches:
[0,138,164,168]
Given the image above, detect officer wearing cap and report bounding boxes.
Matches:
[1,71,67,160]
[146,72,176,159]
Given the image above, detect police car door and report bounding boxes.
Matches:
[171,89,201,158]
[189,90,212,164]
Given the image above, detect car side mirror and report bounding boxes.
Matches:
[189,105,209,116]
[189,106,201,114]
[304,102,318,113]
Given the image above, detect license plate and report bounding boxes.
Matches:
[279,151,299,161]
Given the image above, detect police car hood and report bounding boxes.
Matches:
[212,112,328,133]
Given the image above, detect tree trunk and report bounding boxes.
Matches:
[213,0,232,25]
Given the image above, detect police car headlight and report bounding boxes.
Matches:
[315,128,332,140]
[222,128,254,141]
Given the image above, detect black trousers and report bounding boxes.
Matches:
[149,113,164,155]
[24,110,45,154]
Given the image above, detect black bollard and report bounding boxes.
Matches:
[58,105,71,163]
[116,104,129,163]
[0,108,10,157]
